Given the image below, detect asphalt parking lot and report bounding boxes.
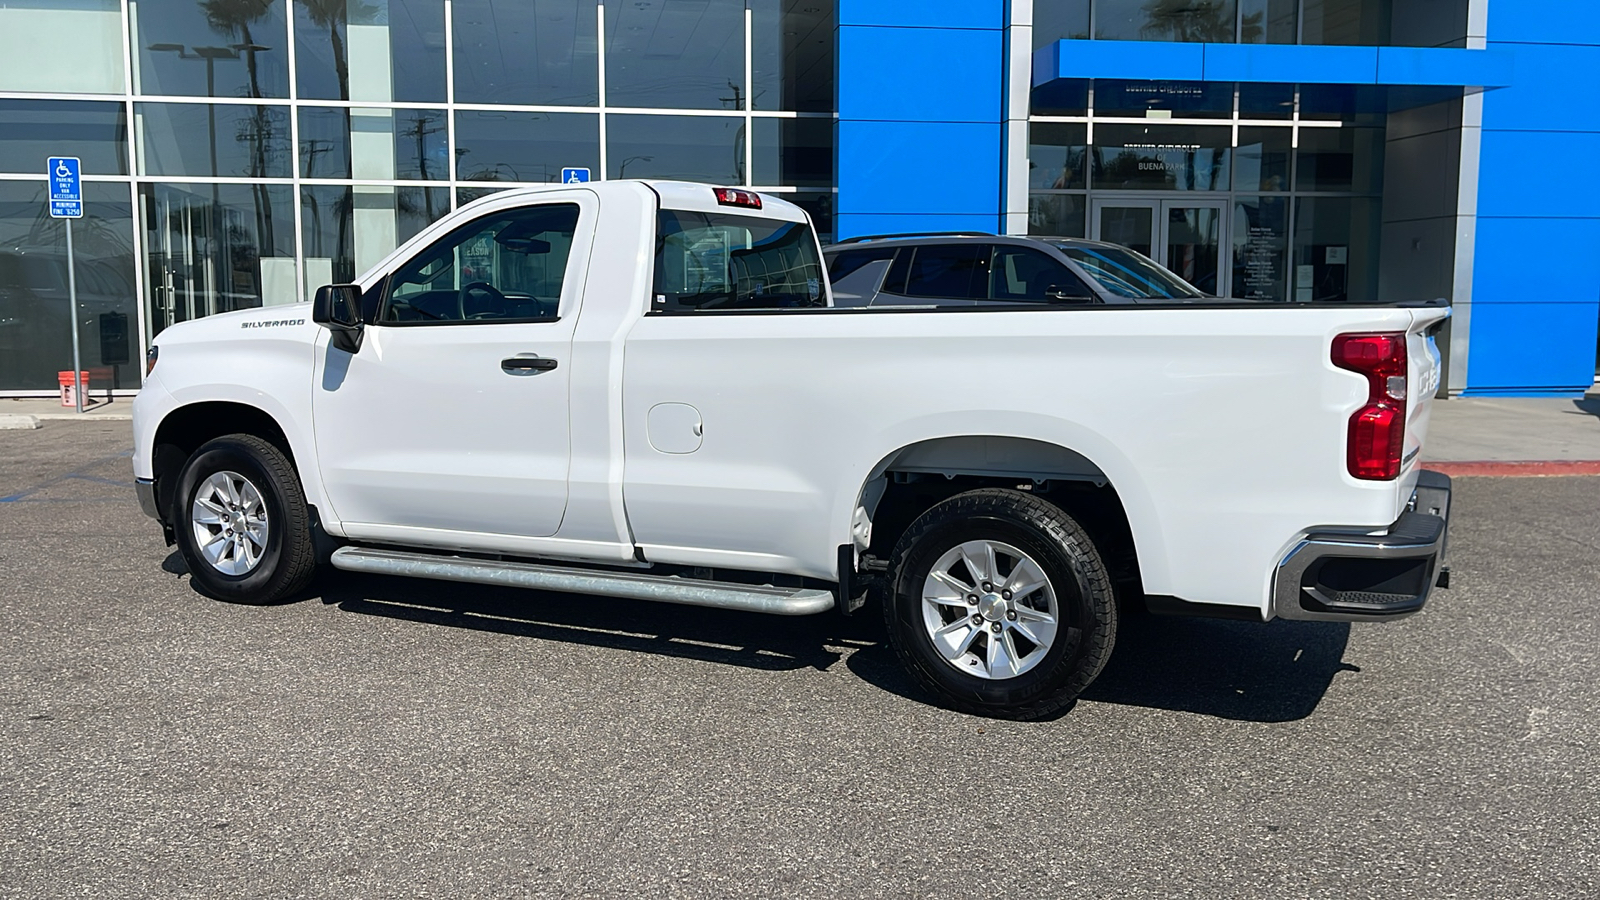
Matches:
[2,422,1596,899]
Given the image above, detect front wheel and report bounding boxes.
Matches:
[883,489,1117,720]
[171,434,317,604]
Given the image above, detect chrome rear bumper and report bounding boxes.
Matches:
[1272,471,1452,622]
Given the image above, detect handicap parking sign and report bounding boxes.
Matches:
[561,167,591,184]
[48,157,82,218]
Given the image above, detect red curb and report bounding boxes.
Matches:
[1422,460,1600,477]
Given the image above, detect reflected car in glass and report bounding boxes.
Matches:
[822,233,1211,308]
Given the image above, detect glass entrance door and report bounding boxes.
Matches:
[1091,199,1227,296]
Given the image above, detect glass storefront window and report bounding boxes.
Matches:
[0,101,128,176]
[298,107,351,178]
[302,182,452,284]
[1239,0,1298,43]
[753,118,833,188]
[294,0,447,103]
[0,1,124,94]
[1034,1,1091,47]
[606,115,744,184]
[135,0,290,99]
[605,0,744,110]
[299,107,451,181]
[455,111,599,184]
[393,110,450,181]
[1095,81,1233,119]
[1027,194,1088,238]
[0,182,138,392]
[452,0,598,106]
[137,103,292,179]
[788,191,834,245]
[1296,126,1384,193]
[1095,0,1237,42]
[752,1,835,112]
[1235,127,1292,192]
[1031,79,1090,118]
[1231,196,1288,300]
[1239,83,1295,119]
[1029,123,1088,190]
[1091,124,1231,191]
[1292,196,1380,302]
[141,182,297,339]
[1300,0,1389,45]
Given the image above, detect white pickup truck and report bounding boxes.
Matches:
[132,180,1453,719]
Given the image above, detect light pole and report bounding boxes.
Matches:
[618,155,653,178]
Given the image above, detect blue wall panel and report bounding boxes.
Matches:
[1479,43,1600,127]
[1460,302,1600,393]
[1203,44,1379,83]
[835,0,1006,240]
[1467,0,1600,393]
[1476,131,1600,220]
[837,121,1004,217]
[838,26,1003,123]
[1488,0,1600,44]
[839,0,1003,30]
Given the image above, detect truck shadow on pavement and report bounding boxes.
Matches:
[846,613,1355,724]
[170,554,1356,723]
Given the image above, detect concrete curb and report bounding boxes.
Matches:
[1423,460,1600,477]
[0,414,41,430]
[33,413,133,421]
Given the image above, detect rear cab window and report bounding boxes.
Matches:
[652,209,826,312]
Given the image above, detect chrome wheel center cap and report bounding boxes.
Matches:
[978,593,1008,621]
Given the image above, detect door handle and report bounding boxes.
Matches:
[501,356,558,374]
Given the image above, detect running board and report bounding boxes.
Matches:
[329,546,836,616]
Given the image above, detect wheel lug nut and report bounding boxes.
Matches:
[990,623,1002,633]
[967,595,978,605]
[971,614,983,625]
[1007,610,1018,621]
[1001,589,1012,600]
[982,582,993,592]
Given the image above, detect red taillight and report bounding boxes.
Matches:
[713,187,762,209]
[1332,332,1408,480]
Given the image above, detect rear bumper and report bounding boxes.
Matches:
[1271,470,1452,622]
[135,476,161,521]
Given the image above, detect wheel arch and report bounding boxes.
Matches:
[150,401,299,520]
[846,434,1163,601]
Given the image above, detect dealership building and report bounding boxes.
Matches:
[0,0,1595,396]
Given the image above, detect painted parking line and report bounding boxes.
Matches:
[0,450,134,502]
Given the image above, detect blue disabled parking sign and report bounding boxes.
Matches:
[48,157,82,218]
[560,167,590,184]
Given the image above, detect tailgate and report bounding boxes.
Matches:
[1403,307,1450,472]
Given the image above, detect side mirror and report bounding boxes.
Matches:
[312,283,364,352]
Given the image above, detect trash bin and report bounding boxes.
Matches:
[58,370,90,407]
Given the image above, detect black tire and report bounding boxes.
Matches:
[170,434,318,605]
[883,488,1117,720]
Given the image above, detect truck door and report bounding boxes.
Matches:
[312,194,595,541]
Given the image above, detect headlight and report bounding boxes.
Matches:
[145,344,159,375]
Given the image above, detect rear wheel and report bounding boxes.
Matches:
[171,434,317,604]
[884,489,1117,719]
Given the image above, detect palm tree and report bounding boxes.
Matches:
[1137,0,1235,43]
[296,0,354,100]
[199,0,277,255]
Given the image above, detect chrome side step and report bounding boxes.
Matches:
[329,546,836,616]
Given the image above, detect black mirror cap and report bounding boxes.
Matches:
[312,283,363,328]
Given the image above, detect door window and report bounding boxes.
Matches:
[380,203,580,323]
[897,245,989,300]
[988,246,1093,302]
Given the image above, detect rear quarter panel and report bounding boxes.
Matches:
[622,305,1419,612]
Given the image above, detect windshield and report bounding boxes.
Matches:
[1057,245,1205,300]
[654,210,825,311]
